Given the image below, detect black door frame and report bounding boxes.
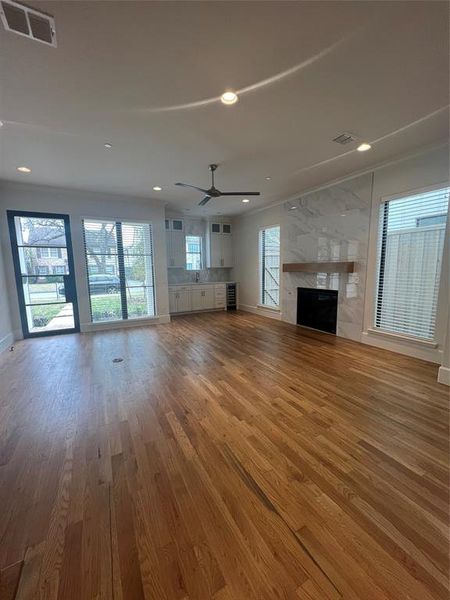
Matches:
[7,209,80,338]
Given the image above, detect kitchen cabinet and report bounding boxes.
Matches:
[168,283,230,314]
[191,285,215,311]
[166,219,185,268]
[169,286,191,313]
[206,222,233,268]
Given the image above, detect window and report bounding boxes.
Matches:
[53,265,66,274]
[38,247,59,258]
[259,226,280,307]
[186,235,202,270]
[374,187,449,340]
[83,220,156,322]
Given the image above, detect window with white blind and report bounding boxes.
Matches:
[259,225,280,308]
[374,187,449,340]
[83,220,156,322]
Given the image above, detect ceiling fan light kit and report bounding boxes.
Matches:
[175,164,260,206]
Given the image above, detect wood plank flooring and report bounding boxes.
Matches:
[0,311,448,599]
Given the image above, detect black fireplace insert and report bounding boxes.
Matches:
[297,288,338,334]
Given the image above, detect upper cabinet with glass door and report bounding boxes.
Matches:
[206,221,233,268]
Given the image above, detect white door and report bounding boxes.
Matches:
[222,233,233,268]
[203,287,215,309]
[169,289,178,313]
[191,287,203,311]
[171,230,186,268]
[166,232,174,268]
[177,288,192,312]
[209,232,222,268]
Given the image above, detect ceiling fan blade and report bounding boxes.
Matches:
[219,191,261,196]
[175,183,209,193]
[198,195,212,206]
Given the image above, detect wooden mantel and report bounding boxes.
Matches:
[282,261,355,273]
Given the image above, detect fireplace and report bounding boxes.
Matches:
[297,288,338,334]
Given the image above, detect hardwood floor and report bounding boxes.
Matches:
[0,311,448,600]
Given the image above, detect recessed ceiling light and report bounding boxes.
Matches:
[104,143,112,149]
[289,206,297,210]
[357,142,371,152]
[153,186,162,191]
[242,198,250,203]
[17,166,31,173]
[0,121,3,127]
[221,91,238,105]
[265,176,271,181]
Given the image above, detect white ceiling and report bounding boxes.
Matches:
[0,1,448,216]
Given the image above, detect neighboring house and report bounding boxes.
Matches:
[27,226,118,277]
[26,227,68,277]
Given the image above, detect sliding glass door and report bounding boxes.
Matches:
[7,210,80,337]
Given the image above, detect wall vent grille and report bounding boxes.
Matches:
[1,0,56,47]
[332,132,356,145]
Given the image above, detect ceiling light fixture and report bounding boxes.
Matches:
[220,91,238,105]
[357,142,371,152]
[0,121,3,127]
[242,198,250,203]
[17,166,31,173]
[104,143,112,149]
[153,186,162,191]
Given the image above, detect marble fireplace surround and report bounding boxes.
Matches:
[281,172,372,342]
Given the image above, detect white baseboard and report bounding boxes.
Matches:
[361,331,440,364]
[239,303,282,321]
[438,366,450,386]
[80,314,171,333]
[0,331,14,354]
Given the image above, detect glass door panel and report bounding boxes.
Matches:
[7,211,80,337]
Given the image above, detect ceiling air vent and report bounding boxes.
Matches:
[1,0,56,47]
[332,132,356,145]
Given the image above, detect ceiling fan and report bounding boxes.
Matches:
[175,164,261,206]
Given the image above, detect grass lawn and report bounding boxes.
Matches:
[31,304,64,326]
[90,294,150,320]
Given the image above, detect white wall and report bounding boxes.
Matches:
[0,229,13,352]
[0,181,170,338]
[234,144,449,371]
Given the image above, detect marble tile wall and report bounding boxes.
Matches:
[281,173,372,342]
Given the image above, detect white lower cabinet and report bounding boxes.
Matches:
[169,283,227,314]
[169,286,192,313]
[191,286,215,311]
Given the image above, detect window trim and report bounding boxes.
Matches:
[364,181,449,348]
[259,224,281,309]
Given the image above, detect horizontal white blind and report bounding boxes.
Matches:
[375,187,449,340]
[83,220,155,322]
[260,226,280,307]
